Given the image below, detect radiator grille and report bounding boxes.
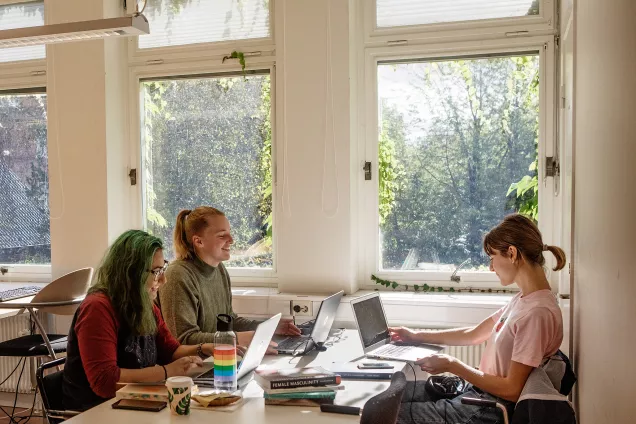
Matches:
[444,343,486,368]
[0,313,41,394]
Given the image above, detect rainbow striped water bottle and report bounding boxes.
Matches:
[213,314,237,392]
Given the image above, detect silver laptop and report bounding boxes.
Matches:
[350,293,443,362]
[276,291,344,355]
[188,313,281,387]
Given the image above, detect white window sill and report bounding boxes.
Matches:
[232,287,513,328]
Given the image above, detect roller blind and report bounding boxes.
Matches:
[139,0,270,50]
[376,0,540,28]
[0,1,45,63]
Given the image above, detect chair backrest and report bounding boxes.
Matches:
[555,350,577,396]
[32,267,93,315]
[37,357,66,412]
[360,371,407,424]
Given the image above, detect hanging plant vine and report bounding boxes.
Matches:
[371,275,515,294]
[222,51,246,74]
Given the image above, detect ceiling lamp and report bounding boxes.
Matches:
[0,14,149,48]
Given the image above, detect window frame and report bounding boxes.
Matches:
[0,82,50,282]
[357,35,558,290]
[365,0,556,47]
[128,0,276,64]
[129,56,278,287]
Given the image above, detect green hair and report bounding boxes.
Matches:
[89,230,163,335]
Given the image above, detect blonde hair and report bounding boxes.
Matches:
[173,206,225,260]
[483,214,567,271]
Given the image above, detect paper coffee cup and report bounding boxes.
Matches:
[165,376,193,415]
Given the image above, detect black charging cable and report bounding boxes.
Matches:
[405,362,416,424]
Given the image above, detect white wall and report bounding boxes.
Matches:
[274,0,355,294]
[46,0,140,282]
[572,0,636,421]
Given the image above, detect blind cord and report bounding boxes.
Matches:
[321,0,339,218]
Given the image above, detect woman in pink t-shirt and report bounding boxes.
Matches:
[391,214,566,424]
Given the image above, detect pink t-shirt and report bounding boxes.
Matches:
[479,289,563,377]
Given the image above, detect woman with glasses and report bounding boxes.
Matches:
[62,230,215,411]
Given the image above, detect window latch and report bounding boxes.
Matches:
[129,168,137,186]
[545,157,560,178]
[363,162,372,180]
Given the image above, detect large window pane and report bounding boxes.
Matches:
[142,74,272,268]
[377,54,539,272]
[376,0,539,28]
[0,92,49,264]
[0,1,45,63]
[140,0,270,49]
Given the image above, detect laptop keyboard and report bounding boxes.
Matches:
[277,336,310,351]
[373,344,412,357]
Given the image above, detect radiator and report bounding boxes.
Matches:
[444,343,486,368]
[0,312,43,394]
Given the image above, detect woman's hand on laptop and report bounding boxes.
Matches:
[166,356,203,377]
[266,340,279,355]
[275,318,302,336]
[414,353,455,375]
[237,331,255,348]
[389,326,420,344]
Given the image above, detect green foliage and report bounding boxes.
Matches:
[223,51,247,73]
[378,102,405,225]
[377,55,540,272]
[371,275,512,293]
[141,74,272,266]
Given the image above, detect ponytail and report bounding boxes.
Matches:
[484,214,568,272]
[173,209,193,260]
[545,245,567,271]
[172,206,225,261]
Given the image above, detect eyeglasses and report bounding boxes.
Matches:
[148,260,169,281]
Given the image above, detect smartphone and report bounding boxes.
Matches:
[357,362,394,369]
[112,399,167,412]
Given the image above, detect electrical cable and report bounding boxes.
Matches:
[405,362,416,424]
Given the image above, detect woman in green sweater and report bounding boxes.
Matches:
[158,206,300,350]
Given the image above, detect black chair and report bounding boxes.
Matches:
[36,357,80,424]
[360,371,408,424]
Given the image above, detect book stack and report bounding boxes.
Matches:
[254,367,342,407]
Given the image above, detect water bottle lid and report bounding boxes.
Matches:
[217,314,233,332]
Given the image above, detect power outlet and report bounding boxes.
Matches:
[290,300,312,317]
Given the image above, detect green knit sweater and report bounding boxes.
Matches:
[158,257,259,344]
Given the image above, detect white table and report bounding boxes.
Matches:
[65,329,411,424]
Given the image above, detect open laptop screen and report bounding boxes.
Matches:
[310,291,344,344]
[352,295,390,349]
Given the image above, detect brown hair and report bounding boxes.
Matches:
[483,214,566,271]
[173,206,225,260]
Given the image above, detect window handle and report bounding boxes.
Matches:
[450,259,471,283]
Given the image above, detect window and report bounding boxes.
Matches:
[0,1,45,63]
[0,91,50,264]
[376,54,540,274]
[376,0,539,28]
[139,0,270,49]
[141,72,273,269]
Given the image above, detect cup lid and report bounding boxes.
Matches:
[165,376,193,387]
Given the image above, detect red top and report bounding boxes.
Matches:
[74,293,180,398]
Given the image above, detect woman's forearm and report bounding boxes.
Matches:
[173,345,198,360]
[119,366,166,384]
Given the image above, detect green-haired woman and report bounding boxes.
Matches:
[62,230,213,411]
